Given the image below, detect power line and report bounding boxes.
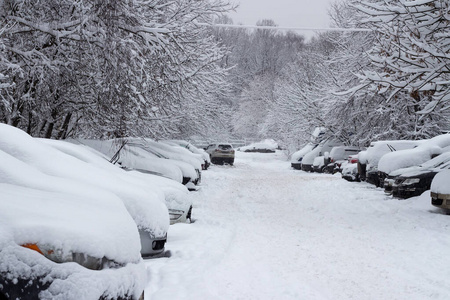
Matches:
[195,22,371,32]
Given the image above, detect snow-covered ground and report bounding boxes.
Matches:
[145,151,450,300]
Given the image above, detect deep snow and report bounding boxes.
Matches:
[145,151,450,300]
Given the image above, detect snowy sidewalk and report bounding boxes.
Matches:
[145,151,450,300]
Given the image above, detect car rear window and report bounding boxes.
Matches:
[218,144,232,150]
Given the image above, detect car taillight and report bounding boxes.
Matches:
[21,243,110,270]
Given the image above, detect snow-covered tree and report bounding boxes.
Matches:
[352,0,450,136]
[0,0,234,139]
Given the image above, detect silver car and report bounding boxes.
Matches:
[205,143,235,165]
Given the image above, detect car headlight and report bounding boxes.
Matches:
[22,243,110,270]
[402,178,420,185]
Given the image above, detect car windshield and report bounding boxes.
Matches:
[219,144,232,150]
[420,152,450,168]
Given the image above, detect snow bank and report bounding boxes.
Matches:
[431,170,450,194]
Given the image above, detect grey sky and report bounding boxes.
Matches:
[228,0,336,39]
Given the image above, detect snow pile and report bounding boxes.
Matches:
[431,170,450,194]
[379,135,450,174]
[238,139,278,152]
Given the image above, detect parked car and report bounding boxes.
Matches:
[129,138,202,186]
[313,155,328,173]
[389,152,450,199]
[301,139,343,172]
[431,170,450,210]
[78,138,200,189]
[0,125,146,299]
[163,140,211,170]
[359,140,424,187]
[205,143,235,165]
[378,134,450,187]
[291,143,316,170]
[44,139,193,225]
[0,127,169,258]
[325,146,363,173]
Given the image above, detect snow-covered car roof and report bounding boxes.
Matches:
[291,143,316,163]
[129,138,203,170]
[42,139,191,215]
[329,146,363,161]
[389,151,450,178]
[362,140,425,167]
[302,144,323,165]
[431,170,450,194]
[73,138,184,183]
[378,135,450,174]
[164,140,211,163]
[0,126,169,239]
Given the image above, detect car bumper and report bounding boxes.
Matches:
[139,230,166,258]
[291,163,302,170]
[431,192,450,209]
[0,245,146,300]
[301,164,313,172]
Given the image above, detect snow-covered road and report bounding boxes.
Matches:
[145,151,450,300]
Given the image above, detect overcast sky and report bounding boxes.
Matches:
[227,0,336,39]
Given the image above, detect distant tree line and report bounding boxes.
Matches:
[214,0,450,151]
[1,0,449,148]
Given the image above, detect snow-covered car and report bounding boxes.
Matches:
[163,140,211,170]
[301,140,343,172]
[291,143,316,170]
[42,139,193,225]
[341,162,359,182]
[76,138,200,190]
[0,125,169,258]
[378,134,450,186]
[431,170,450,210]
[325,146,363,173]
[388,152,450,199]
[205,143,235,165]
[0,130,146,299]
[313,155,327,173]
[359,140,424,187]
[128,138,202,186]
[238,139,278,153]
